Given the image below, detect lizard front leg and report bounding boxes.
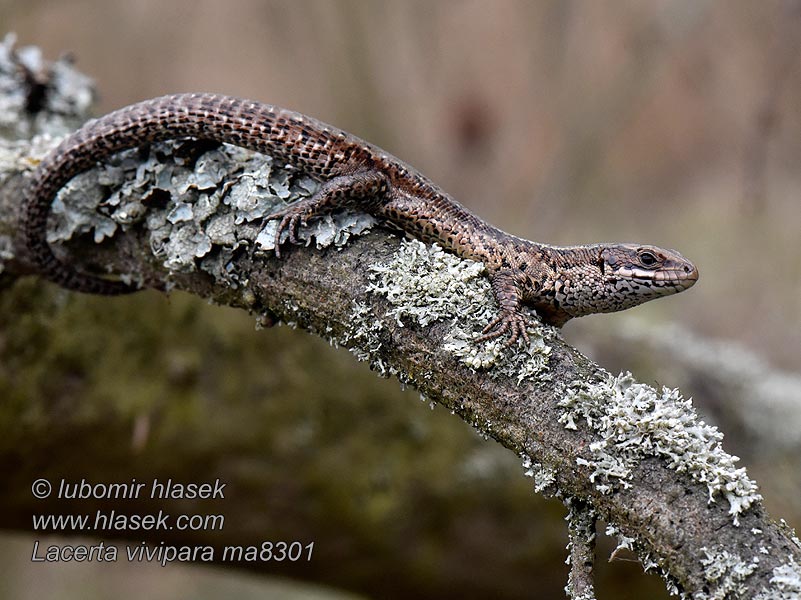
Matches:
[475,270,532,346]
[268,170,389,256]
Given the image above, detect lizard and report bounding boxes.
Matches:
[21,93,699,345]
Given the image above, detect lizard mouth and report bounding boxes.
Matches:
[619,265,699,290]
[662,264,699,289]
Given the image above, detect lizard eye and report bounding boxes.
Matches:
[637,250,659,268]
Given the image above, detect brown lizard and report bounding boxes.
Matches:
[21,93,699,344]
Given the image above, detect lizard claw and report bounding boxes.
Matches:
[475,310,531,347]
[268,204,310,258]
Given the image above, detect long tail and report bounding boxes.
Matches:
[21,93,300,294]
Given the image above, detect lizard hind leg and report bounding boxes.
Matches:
[268,170,389,257]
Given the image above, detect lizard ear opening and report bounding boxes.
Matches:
[597,249,606,275]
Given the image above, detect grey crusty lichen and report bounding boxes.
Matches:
[560,372,761,524]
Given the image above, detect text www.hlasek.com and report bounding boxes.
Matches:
[30,478,314,566]
[33,509,224,532]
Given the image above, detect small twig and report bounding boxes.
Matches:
[565,498,597,600]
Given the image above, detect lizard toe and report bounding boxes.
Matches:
[476,310,531,347]
[271,210,306,256]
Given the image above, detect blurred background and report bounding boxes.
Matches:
[1,0,800,598]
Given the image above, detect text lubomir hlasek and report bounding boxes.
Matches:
[56,478,225,500]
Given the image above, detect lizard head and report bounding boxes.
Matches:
[599,243,698,297]
[547,243,699,322]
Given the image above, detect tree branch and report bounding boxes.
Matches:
[2,37,801,598]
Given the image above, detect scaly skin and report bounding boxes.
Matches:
[21,93,699,344]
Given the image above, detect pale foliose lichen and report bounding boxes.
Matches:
[364,239,551,380]
[521,454,557,494]
[0,33,95,139]
[46,140,376,291]
[697,547,760,600]
[559,372,762,524]
[754,556,801,600]
[367,239,491,327]
[344,299,390,375]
